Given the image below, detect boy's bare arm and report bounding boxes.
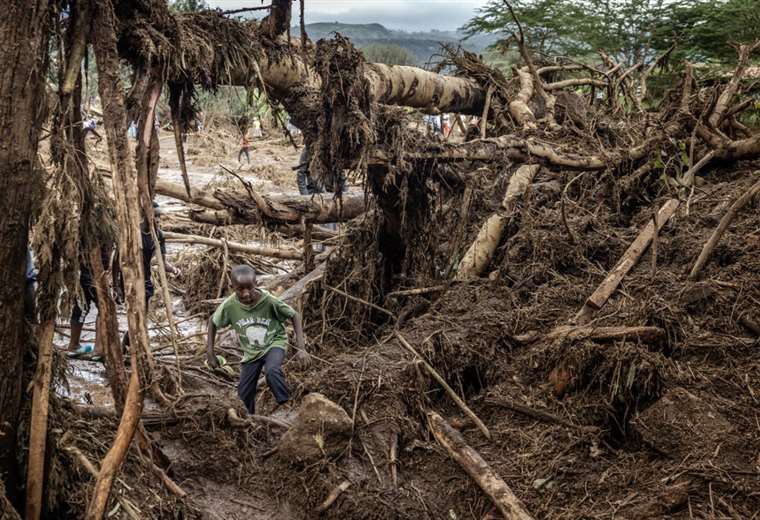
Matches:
[206,317,219,368]
[291,313,311,367]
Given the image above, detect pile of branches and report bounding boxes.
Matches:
[18,0,760,519]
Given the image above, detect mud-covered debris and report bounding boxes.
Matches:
[277,393,353,463]
[633,387,733,459]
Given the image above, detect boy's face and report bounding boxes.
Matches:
[232,275,258,305]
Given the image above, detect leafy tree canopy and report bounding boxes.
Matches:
[170,0,209,13]
[463,0,760,66]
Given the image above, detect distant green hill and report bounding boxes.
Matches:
[296,22,499,65]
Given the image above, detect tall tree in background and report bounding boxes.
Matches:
[361,44,418,66]
[0,0,51,508]
[666,0,760,62]
[464,0,760,66]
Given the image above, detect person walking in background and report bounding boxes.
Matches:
[238,131,251,165]
[82,118,103,143]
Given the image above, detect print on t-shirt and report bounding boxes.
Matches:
[245,325,267,346]
[237,316,272,347]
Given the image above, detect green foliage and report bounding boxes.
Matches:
[169,0,209,13]
[463,0,760,66]
[666,0,760,62]
[360,44,418,66]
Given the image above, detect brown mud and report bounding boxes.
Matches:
[52,130,760,519]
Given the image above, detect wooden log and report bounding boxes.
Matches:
[427,412,534,520]
[162,231,302,260]
[152,176,367,224]
[154,177,224,209]
[575,199,680,324]
[24,319,55,520]
[187,209,338,239]
[279,263,326,304]
[689,175,760,280]
[512,325,666,344]
[456,165,540,280]
[395,332,491,440]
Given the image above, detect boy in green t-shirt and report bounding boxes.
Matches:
[207,265,308,414]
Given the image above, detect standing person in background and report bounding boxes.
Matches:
[238,131,251,165]
[251,117,263,139]
[24,249,37,320]
[67,245,112,361]
[82,118,103,143]
[117,203,181,348]
[442,114,451,137]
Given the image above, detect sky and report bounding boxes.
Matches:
[204,0,491,32]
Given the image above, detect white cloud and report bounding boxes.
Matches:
[205,0,489,31]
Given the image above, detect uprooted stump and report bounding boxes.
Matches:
[277,393,353,463]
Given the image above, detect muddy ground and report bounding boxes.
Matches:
[53,127,760,520]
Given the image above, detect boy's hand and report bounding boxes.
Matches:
[206,352,220,370]
[293,349,312,368]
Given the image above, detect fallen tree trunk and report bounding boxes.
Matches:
[428,412,534,520]
[455,165,540,279]
[153,177,367,224]
[162,231,302,260]
[117,8,487,116]
[513,325,666,344]
[280,263,326,304]
[183,209,338,238]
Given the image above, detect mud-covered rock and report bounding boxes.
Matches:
[277,393,353,463]
[633,387,733,459]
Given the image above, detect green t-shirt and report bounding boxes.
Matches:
[212,290,297,363]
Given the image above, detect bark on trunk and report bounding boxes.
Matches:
[89,246,128,413]
[85,347,142,520]
[24,320,55,520]
[88,1,153,516]
[512,325,666,344]
[0,0,50,502]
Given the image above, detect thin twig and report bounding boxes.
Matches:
[395,331,491,440]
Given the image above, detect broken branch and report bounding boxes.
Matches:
[428,411,533,520]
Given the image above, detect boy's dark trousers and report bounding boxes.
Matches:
[238,347,289,414]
